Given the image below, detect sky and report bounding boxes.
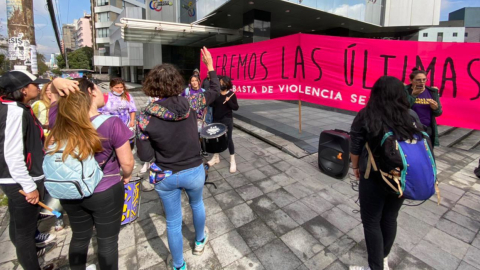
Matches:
[0,0,479,62]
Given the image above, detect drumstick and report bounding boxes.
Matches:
[223,92,236,104]
[19,190,62,218]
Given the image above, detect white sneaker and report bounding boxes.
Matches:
[86,264,97,270]
[349,266,371,270]
[384,257,390,270]
[207,154,220,167]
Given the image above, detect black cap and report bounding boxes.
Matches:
[0,70,50,94]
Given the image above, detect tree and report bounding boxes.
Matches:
[51,68,62,76]
[56,47,94,70]
[37,53,49,76]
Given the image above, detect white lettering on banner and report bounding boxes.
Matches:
[350,94,368,105]
[233,85,258,93]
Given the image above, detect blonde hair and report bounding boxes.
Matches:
[46,90,103,161]
[39,83,52,109]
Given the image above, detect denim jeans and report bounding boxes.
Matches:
[155,163,206,268]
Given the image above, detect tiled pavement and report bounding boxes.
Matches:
[1,93,480,270]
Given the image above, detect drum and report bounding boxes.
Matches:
[200,123,228,153]
[121,176,142,225]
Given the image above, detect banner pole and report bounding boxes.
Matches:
[298,100,302,134]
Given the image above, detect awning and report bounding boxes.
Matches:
[116,18,243,46]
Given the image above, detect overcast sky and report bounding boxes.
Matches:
[0,0,479,61]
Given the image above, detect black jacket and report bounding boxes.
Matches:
[136,71,220,173]
[0,97,45,192]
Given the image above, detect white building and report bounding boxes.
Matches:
[418,27,465,42]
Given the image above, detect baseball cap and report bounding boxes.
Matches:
[0,70,50,94]
[193,68,200,73]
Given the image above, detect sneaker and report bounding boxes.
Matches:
[140,162,149,174]
[35,232,56,247]
[54,217,64,231]
[193,227,209,256]
[201,151,209,157]
[168,259,187,270]
[38,213,54,223]
[349,267,371,270]
[41,263,54,270]
[86,264,97,270]
[37,243,56,257]
[384,257,390,270]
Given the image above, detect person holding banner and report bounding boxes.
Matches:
[136,47,219,270]
[349,76,423,270]
[207,76,239,173]
[405,68,442,147]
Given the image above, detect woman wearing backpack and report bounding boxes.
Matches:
[136,47,219,270]
[47,78,134,270]
[349,76,425,270]
[99,77,137,128]
[0,71,78,270]
[404,68,442,148]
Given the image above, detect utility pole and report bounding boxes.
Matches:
[6,0,38,74]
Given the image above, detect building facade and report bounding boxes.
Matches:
[415,7,480,43]
[94,0,443,83]
[61,23,76,53]
[76,13,93,49]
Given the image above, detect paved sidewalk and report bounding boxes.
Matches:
[1,94,480,269]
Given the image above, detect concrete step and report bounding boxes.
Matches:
[454,130,480,151]
[437,125,457,136]
[439,128,475,147]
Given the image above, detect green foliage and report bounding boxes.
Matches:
[56,47,94,70]
[37,53,49,76]
[52,68,62,75]
[0,194,7,207]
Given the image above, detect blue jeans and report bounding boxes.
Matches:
[154,163,206,268]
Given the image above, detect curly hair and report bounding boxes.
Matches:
[143,64,184,97]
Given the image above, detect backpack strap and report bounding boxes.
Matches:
[365,142,402,196]
[92,115,113,129]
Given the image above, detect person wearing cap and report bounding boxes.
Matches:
[0,70,78,270]
[193,68,200,76]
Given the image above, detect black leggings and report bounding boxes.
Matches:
[359,174,404,270]
[0,180,44,270]
[217,117,234,155]
[61,181,124,270]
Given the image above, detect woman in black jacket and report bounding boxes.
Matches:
[207,76,239,173]
[0,71,77,270]
[349,76,424,270]
[136,47,219,270]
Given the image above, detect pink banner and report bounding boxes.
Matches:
[201,34,480,130]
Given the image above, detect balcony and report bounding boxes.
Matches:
[96,37,110,44]
[95,21,113,28]
[94,55,121,67]
[94,5,122,14]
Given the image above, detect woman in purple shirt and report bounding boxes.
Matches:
[99,78,137,128]
[47,78,134,270]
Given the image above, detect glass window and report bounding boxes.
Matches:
[423,33,428,37]
[453,32,458,37]
[97,28,109,38]
[465,32,469,37]
[98,12,110,22]
[97,0,109,6]
[437,32,443,37]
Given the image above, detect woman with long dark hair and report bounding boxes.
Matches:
[136,47,219,270]
[47,78,134,270]
[207,76,239,173]
[404,68,442,148]
[349,76,424,270]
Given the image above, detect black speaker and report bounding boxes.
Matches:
[318,129,350,179]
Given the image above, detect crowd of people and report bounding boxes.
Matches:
[0,45,443,270]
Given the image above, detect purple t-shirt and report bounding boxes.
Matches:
[48,104,133,193]
[412,90,432,127]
